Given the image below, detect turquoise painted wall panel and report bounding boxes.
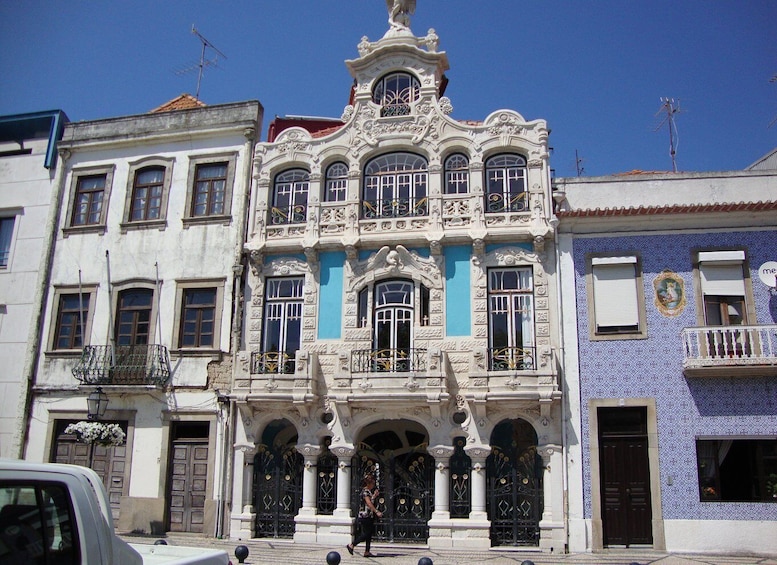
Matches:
[318,251,345,339]
[445,245,471,337]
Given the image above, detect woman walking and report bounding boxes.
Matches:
[347,473,382,557]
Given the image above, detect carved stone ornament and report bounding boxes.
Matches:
[347,245,442,292]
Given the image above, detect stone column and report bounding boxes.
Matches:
[465,446,491,520]
[331,446,355,518]
[537,443,563,551]
[229,443,256,540]
[297,444,321,514]
[427,445,454,519]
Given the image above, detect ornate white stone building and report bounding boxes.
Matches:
[229,7,565,552]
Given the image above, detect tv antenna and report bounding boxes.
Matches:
[175,26,227,100]
[575,149,585,176]
[768,73,777,128]
[654,97,681,172]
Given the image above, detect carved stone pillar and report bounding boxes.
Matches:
[427,445,454,519]
[230,443,256,540]
[331,446,355,518]
[465,446,491,520]
[537,443,563,551]
[297,444,321,514]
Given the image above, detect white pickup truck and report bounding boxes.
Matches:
[0,460,231,564]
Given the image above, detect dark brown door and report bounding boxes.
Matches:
[52,421,127,522]
[167,423,210,533]
[598,407,652,546]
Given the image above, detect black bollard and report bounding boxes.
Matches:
[153,539,167,545]
[326,551,341,565]
[418,558,434,565]
[520,561,535,565]
[234,544,249,564]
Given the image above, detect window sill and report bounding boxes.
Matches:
[169,349,222,361]
[120,219,167,233]
[62,225,106,237]
[44,349,83,358]
[182,215,232,228]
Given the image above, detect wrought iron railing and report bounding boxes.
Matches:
[682,325,777,365]
[488,346,536,371]
[485,192,528,213]
[71,344,170,386]
[362,197,428,219]
[270,204,307,225]
[351,348,427,373]
[250,351,296,374]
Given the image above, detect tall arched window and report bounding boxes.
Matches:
[362,153,428,218]
[372,72,420,117]
[324,162,348,202]
[444,153,469,194]
[485,154,527,213]
[271,169,309,225]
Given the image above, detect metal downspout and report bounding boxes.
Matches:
[19,146,70,458]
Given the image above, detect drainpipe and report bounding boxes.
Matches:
[20,145,70,459]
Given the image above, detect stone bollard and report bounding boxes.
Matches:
[418,558,434,565]
[234,544,249,564]
[326,551,341,565]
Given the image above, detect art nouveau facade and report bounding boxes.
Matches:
[229,18,565,552]
[556,169,777,555]
[25,99,262,536]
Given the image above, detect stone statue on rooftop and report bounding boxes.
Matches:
[386,0,415,32]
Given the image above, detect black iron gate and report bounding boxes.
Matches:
[352,445,433,543]
[253,443,303,538]
[487,444,542,546]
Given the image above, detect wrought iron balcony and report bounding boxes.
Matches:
[682,324,777,377]
[362,197,428,219]
[72,344,171,386]
[270,204,307,225]
[351,348,427,373]
[250,351,296,375]
[485,192,529,213]
[488,346,536,372]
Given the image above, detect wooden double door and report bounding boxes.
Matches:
[167,423,210,533]
[598,407,653,547]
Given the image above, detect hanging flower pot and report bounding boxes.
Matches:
[64,421,126,446]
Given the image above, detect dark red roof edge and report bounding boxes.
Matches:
[557,200,777,218]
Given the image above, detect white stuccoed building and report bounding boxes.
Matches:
[25,97,262,536]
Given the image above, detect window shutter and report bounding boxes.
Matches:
[592,260,639,328]
[700,263,745,296]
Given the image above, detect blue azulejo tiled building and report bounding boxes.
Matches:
[556,169,777,555]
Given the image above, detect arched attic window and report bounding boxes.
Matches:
[324,162,348,202]
[372,72,420,117]
[362,153,428,219]
[271,169,309,225]
[444,153,469,194]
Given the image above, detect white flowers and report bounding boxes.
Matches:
[64,421,126,446]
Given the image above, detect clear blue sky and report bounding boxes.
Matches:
[1,1,774,177]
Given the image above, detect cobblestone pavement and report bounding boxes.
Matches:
[120,534,777,565]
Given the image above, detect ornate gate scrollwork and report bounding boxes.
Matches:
[253,443,303,538]
[487,420,543,546]
[352,444,433,543]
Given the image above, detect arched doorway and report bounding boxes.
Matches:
[351,420,433,543]
[487,418,543,546]
[252,419,302,538]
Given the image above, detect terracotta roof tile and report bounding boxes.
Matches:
[149,94,206,113]
[557,201,777,218]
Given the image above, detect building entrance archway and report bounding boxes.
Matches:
[351,420,433,543]
[252,419,302,539]
[487,418,543,546]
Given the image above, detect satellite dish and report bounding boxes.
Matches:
[757,261,777,287]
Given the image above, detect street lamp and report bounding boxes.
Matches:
[86,387,109,420]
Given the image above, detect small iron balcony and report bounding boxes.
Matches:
[488,346,536,371]
[351,348,427,373]
[250,351,296,375]
[72,344,171,386]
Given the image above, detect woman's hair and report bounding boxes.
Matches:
[362,474,375,486]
